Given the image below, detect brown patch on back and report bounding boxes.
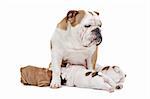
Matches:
[57,10,85,30]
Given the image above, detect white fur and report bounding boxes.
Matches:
[61,65,115,92]
[50,11,102,88]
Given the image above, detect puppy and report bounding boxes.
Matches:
[20,66,52,87]
[96,65,126,89]
[61,65,116,92]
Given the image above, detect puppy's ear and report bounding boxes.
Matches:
[94,11,99,16]
[112,66,120,73]
[66,10,79,23]
[102,66,110,71]
[92,72,98,77]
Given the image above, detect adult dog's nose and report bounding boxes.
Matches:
[92,28,102,38]
[92,28,101,34]
[92,28,102,46]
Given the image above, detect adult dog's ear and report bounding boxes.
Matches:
[66,10,79,24]
[57,10,85,30]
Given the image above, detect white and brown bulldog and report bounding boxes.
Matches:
[50,10,102,88]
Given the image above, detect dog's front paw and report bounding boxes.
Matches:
[50,77,61,89]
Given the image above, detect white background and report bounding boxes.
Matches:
[0,0,150,99]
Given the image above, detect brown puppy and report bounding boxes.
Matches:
[20,66,52,87]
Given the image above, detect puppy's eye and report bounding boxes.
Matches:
[84,25,91,28]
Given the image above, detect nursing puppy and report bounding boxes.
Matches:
[50,10,102,88]
[96,65,126,90]
[61,65,116,93]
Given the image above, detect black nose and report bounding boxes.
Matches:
[92,28,102,46]
[116,85,121,89]
[92,28,100,33]
[92,28,102,38]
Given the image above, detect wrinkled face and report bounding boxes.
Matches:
[78,11,102,47]
[57,10,102,47]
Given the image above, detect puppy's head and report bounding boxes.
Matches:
[102,66,126,85]
[57,10,102,47]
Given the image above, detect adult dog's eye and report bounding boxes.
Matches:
[84,25,91,28]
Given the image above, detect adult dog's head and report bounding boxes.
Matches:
[57,10,102,47]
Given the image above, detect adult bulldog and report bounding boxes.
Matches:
[50,10,102,88]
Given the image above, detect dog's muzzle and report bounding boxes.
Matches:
[92,28,102,46]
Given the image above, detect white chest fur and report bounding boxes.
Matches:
[63,49,88,65]
[51,28,96,65]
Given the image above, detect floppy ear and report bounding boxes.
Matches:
[66,10,79,24]
[112,66,120,73]
[94,11,99,15]
[92,72,98,77]
[57,10,84,30]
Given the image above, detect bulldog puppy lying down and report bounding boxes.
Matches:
[60,65,116,92]
[20,65,126,92]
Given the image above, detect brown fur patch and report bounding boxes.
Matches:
[57,10,85,30]
[102,66,110,71]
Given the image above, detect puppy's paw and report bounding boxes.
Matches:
[50,77,61,89]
